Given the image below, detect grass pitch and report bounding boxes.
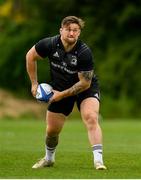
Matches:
[0,118,141,178]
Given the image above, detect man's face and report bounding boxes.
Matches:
[60,23,81,44]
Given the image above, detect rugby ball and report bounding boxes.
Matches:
[36,83,53,102]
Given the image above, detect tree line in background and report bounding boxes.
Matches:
[0,0,141,118]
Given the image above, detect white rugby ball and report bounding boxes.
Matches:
[36,83,53,102]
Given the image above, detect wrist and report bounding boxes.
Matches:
[31,81,38,85]
[60,90,69,98]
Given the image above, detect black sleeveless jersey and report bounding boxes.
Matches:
[35,35,97,91]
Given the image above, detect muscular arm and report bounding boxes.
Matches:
[63,70,93,96]
[50,70,93,102]
[26,46,43,96]
[26,46,42,84]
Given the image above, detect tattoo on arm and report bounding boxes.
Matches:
[68,71,93,95]
[62,70,94,97]
[81,70,93,81]
[71,84,83,95]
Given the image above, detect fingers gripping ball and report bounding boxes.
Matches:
[36,83,54,102]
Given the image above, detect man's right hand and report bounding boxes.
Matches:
[31,83,38,97]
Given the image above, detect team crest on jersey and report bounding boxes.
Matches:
[70,55,77,66]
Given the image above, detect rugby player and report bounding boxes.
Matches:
[26,16,107,170]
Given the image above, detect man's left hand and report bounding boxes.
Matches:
[49,90,64,103]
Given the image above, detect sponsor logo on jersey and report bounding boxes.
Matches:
[51,62,77,74]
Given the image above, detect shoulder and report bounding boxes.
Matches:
[34,35,60,58]
[36,35,59,46]
[77,40,92,57]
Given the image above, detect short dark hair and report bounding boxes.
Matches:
[61,16,85,29]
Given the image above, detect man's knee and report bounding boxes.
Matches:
[83,112,99,130]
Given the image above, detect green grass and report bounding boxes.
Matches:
[0,118,141,178]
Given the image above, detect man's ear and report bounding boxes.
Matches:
[59,28,62,34]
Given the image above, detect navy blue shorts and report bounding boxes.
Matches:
[48,81,100,116]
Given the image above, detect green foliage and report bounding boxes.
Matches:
[0,0,141,117]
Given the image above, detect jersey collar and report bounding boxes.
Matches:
[58,35,80,54]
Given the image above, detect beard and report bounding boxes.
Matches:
[64,36,77,45]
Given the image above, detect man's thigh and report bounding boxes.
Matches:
[48,96,76,116]
[80,97,100,116]
[76,84,100,111]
